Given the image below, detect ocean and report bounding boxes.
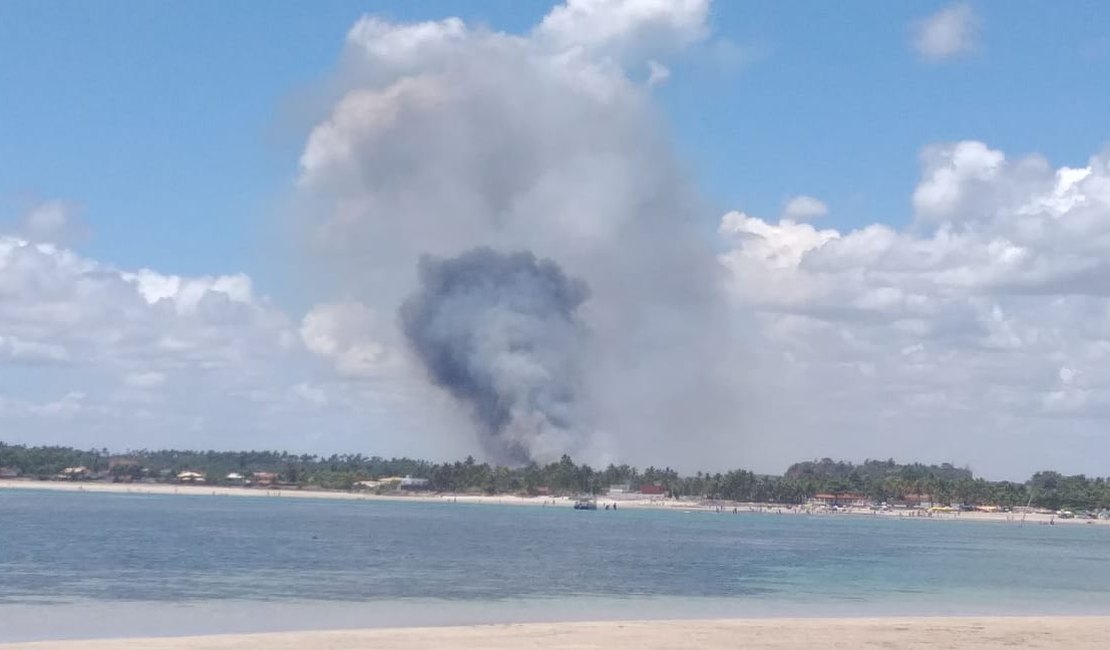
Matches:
[3,489,1110,641]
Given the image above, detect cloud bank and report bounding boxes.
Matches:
[720,141,1110,475]
[0,218,465,459]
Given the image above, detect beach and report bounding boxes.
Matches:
[1,478,1103,526]
[3,617,1110,649]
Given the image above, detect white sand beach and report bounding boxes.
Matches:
[3,617,1110,650]
[0,479,559,506]
[1,478,1104,527]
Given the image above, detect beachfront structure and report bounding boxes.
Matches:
[639,484,666,496]
[176,471,206,483]
[0,467,20,478]
[400,475,430,490]
[59,466,90,480]
[607,483,631,495]
[108,456,141,470]
[891,494,932,509]
[250,471,278,486]
[808,493,871,508]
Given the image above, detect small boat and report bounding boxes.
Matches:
[573,496,597,510]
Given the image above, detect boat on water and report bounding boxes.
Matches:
[573,496,597,510]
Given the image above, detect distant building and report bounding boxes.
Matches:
[639,484,666,496]
[607,484,631,495]
[108,456,141,470]
[108,457,143,483]
[59,466,90,480]
[891,494,932,509]
[809,493,870,508]
[354,480,382,490]
[176,471,206,484]
[0,467,20,479]
[400,475,430,490]
[250,472,278,486]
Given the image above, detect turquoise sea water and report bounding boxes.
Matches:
[2,489,1110,641]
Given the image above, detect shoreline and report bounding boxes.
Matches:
[1,478,1103,527]
[3,617,1110,649]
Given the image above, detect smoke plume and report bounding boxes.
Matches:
[400,248,590,464]
[296,1,748,469]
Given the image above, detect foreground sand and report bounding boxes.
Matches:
[4,618,1110,650]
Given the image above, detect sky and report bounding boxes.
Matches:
[2,0,1110,478]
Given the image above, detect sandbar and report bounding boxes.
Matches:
[3,617,1110,649]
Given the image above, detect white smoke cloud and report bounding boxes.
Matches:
[300,301,391,378]
[646,60,671,86]
[296,0,741,467]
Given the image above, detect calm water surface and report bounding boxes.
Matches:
[2,489,1110,640]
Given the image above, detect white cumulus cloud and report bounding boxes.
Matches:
[721,140,1110,476]
[912,3,980,62]
[5,199,90,247]
[0,235,371,452]
[781,195,829,221]
[536,0,709,60]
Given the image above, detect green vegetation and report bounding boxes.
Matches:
[2,441,1109,511]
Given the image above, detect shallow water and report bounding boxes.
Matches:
[2,489,1110,640]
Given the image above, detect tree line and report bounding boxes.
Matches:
[2,442,1108,511]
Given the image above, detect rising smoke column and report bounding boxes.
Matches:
[400,247,590,464]
[297,2,750,469]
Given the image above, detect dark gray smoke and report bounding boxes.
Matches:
[400,247,590,464]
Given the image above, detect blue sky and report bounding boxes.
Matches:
[5,0,1110,475]
[4,1,1108,293]
[1,1,555,283]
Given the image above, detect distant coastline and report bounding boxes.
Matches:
[5,441,1110,515]
[2,478,1105,527]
